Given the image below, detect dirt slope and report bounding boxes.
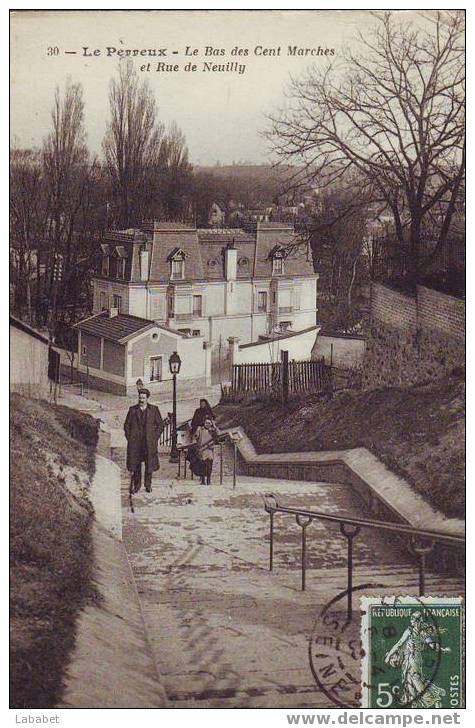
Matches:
[217,376,465,519]
[10,394,99,708]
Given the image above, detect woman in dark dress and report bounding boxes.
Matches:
[190,398,215,435]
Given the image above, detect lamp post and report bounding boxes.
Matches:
[169,351,181,463]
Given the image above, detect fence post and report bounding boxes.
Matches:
[227,337,240,369]
[233,440,237,490]
[281,350,289,405]
[219,442,223,485]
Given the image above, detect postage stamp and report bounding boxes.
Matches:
[361,596,464,709]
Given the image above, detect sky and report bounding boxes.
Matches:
[10,9,434,166]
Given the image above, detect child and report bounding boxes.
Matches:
[194,417,219,484]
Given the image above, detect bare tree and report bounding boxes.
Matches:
[268,11,465,280]
[305,187,369,330]
[42,79,98,334]
[103,60,163,227]
[10,148,45,322]
[155,122,193,220]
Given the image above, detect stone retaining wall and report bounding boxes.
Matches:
[233,436,463,574]
[59,434,167,707]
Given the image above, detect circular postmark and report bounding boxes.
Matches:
[309,583,378,708]
[309,589,445,709]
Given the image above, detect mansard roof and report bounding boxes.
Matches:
[97,221,315,283]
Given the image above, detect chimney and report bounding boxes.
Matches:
[109,307,119,318]
[225,242,237,281]
[140,248,150,281]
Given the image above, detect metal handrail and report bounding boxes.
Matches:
[264,499,464,546]
[263,493,464,620]
[177,431,237,488]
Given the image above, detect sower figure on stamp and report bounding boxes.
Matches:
[124,388,164,493]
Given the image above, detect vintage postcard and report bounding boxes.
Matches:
[10,8,465,717]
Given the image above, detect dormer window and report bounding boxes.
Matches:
[270,244,286,276]
[117,257,126,279]
[168,248,186,280]
[171,258,184,279]
[112,246,128,279]
[272,256,284,275]
[100,243,111,277]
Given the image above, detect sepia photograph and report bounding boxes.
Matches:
[9,8,465,715]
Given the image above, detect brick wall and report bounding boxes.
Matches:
[365,283,465,388]
[371,283,465,339]
[371,284,418,329]
[417,285,464,340]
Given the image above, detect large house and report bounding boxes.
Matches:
[76,221,318,394]
[93,221,317,340]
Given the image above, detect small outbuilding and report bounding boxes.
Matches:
[75,309,211,396]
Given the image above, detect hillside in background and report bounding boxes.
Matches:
[195,164,302,207]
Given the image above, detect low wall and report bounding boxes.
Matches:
[224,427,464,575]
[243,457,463,573]
[10,321,50,400]
[59,432,167,708]
[312,333,365,369]
[59,524,167,708]
[233,326,319,365]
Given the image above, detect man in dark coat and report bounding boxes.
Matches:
[124,388,164,493]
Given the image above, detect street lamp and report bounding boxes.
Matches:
[169,351,182,463]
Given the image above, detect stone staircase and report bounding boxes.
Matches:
[113,444,464,709]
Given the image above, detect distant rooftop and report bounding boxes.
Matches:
[104,229,149,242]
[197,228,255,244]
[258,222,294,229]
[141,221,196,232]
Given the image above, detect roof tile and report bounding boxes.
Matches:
[76,312,154,342]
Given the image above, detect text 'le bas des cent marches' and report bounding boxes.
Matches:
[80,45,336,75]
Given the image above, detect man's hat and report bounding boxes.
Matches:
[138,388,151,397]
